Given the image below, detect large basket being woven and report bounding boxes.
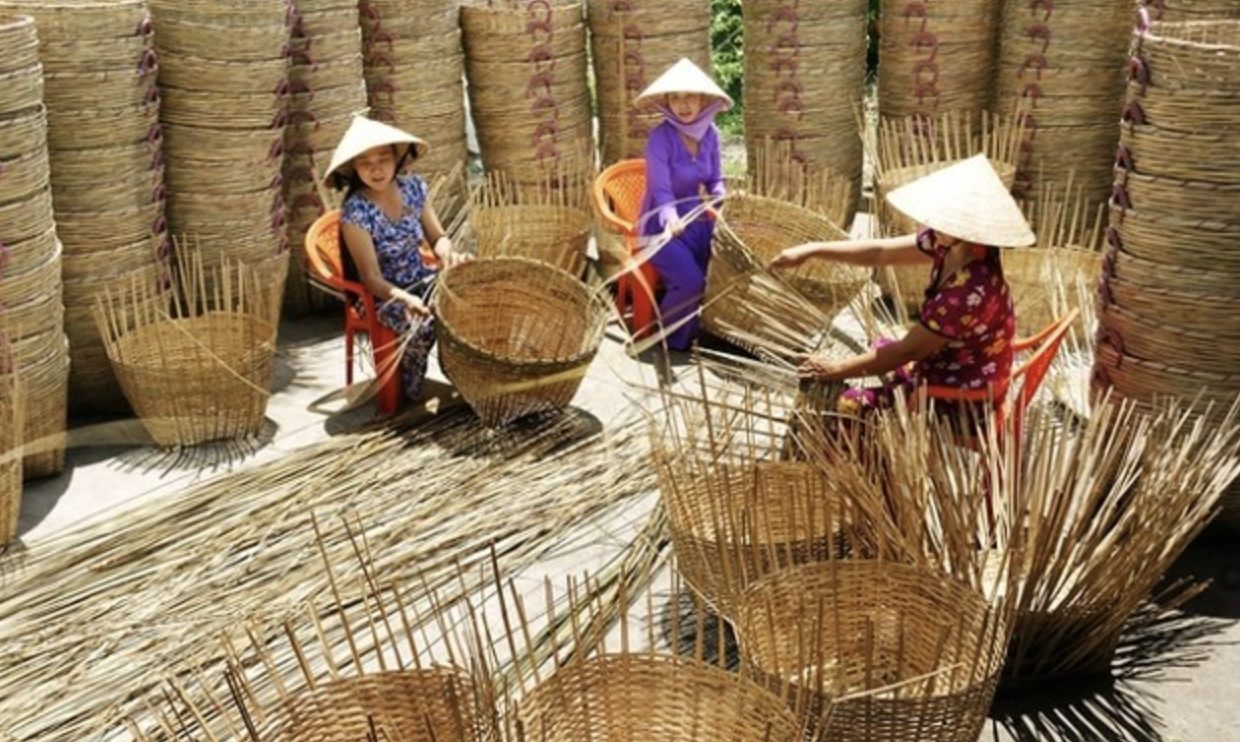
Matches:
[515,654,803,742]
[260,668,487,742]
[718,194,869,318]
[433,257,608,427]
[654,456,852,620]
[1004,247,1098,339]
[735,560,1008,742]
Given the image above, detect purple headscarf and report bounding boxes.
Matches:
[656,99,726,142]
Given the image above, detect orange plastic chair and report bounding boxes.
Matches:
[592,159,658,337]
[304,209,401,415]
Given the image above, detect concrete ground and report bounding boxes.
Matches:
[11,305,1240,742]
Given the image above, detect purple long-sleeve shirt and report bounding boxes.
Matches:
[639,120,725,236]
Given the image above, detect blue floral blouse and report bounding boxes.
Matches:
[340,174,435,289]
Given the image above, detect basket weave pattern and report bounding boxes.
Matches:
[433,257,608,427]
[0,362,21,545]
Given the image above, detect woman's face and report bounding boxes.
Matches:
[352,144,399,191]
[667,92,705,123]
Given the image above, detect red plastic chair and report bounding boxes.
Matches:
[304,209,401,415]
[592,159,658,337]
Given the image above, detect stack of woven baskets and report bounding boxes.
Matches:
[149,0,290,267]
[0,0,165,420]
[1140,0,1240,21]
[1095,19,1240,415]
[461,0,594,185]
[281,0,368,316]
[586,0,710,166]
[360,0,467,180]
[1,13,67,481]
[0,348,20,545]
[743,0,868,206]
[879,0,1003,126]
[992,0,1133,204]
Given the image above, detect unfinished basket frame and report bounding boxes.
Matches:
[467,169,591,277]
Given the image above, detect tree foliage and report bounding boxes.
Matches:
[710,0,744,134]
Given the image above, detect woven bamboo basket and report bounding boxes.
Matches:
[54,165,163,214]
[286,80,368,120]
[149,0,289,27]
[1142,0,1240,21]
[1108,244,1240,297]
[1138,20,1240,91]
[1099,300,1240,374]
[1126,81,1240,129]
[0,0,150,39]
[0,360,19,545]
[165,153,281,194]
[61,238,161,282]
[702,219,834,359]
[293,4,360,37]
[157,54,289,94]
[717,194,868,319]
[1,293,65,346]
[287,53,364,91]
[1119,122,1240,182]
[45,102,160,151]
[37,33,150,71]
[433,257,608,427]
[735,561,1008,742]
[1,329,68,479]
[468,171,590,276]
[1111,206,1240,273]
[0,105,47,157]
[0,146,50,206]
[42,67,156,112]
[0,14,38,75]
[655,455,853,620]
[0,226,57,278]
[0,187,55,244]
[1092,335,1240,414]
[93,257,282,447]
[0,64,43,116]
[54,200,165,251]
[289,30,361,65]
[160,87,285,129]
[1103,277,1240,343]
[460,2,585,62]
[260,669,484,742]
[585,0,713,36]
[150,17,290,62]
[516,654,803,742]
[49,140,159,188]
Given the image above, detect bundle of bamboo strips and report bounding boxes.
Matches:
[0,411,657,742]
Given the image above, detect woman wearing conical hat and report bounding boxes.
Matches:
[633,58,733,352]
[325,115,467,405]
[772,154,1034,417]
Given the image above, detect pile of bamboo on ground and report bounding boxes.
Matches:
[360,0,467,179]
[0,0,165,419]
[992,0,1133,204]
[149,0,290,267]
[587,0,711,165]
[868,109,1025,319]
[461,0,593,186]
[280,0,368,317]
[743,0,868,212]
[0,12,68,479]
[1094,18,1240,527]
[0,409,657,742]
[878,0,1003,126]
[467,168,592,276]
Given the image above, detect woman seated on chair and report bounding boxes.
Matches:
[632,58,732,352]
[326,115,466,402]
[771,154,1033,423]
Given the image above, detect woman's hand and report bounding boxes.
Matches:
[797,353,845,380]
[390,288,430,319]
[663,214,686,239]
[771,244,813,269]
[433,236,471,269]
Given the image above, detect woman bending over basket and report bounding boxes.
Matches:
[771,154,1032,422]
[633,58,732,352]
[327,115,467,401]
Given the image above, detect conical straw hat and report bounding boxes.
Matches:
[634,57,733,111]
[886,153,1035,247]
[325,115,429,182]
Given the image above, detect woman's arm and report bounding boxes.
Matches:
[771,233,928,269]
[643,129,681,234]
[799,324,948,380]
[340,221,429,317]
[420,200,467,267]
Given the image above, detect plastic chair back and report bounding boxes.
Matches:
[593,159,646,236]
[1010,307,1079,426]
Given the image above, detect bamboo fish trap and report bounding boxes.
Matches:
[92,252,286,447]
[433,257,609,427]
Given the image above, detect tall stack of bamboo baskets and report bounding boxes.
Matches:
[461,0,594,185]
[0,13,67,480]
[1140,0,1240,21]
[879,0,1003,129]
[1,3,152,434]
[586,0,711,166]
[281,0,367,316]
[149,0,291,268]
[992,0,1133,204]
[743,0,867,211]
[1094,19,1240,527]
[359,0,468,181]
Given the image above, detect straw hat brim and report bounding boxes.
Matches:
[885,154,1035,247]
[634,57,733,112]
[325,115,429,183]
